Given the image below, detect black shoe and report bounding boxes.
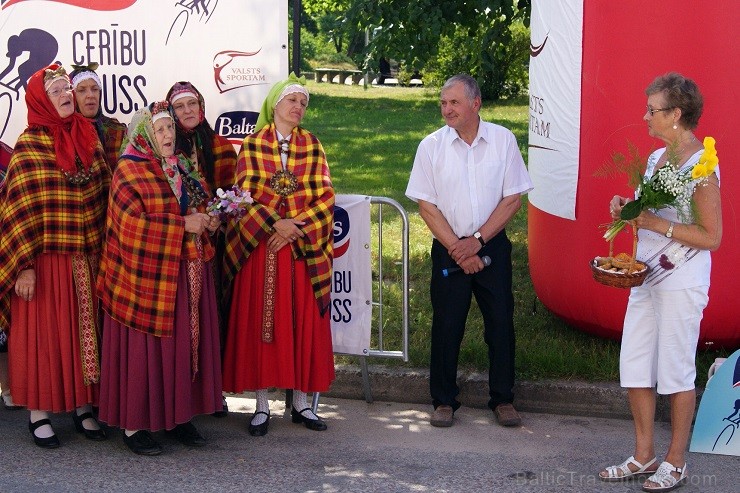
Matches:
[72,411,107,441]
[122,430,162,456]
[248,411,270,437]
[2,393,23,410]
[166,422,206,447]
[291,407,327,431]
[29,418,60,449]
[212,397,228,418]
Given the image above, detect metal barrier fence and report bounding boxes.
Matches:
[307,196,410,410]
[355,196,410,403]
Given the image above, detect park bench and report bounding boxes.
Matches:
[315,68,363,85]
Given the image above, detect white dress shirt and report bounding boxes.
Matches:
[405,119,533,238]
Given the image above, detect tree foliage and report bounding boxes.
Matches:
[300,0,532,99]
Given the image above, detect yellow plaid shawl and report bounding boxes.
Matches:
[0,127,110,331]
[224,124,334,313]
[97,155,215,337]
[101,115,127,171]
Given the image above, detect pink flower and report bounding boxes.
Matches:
[658,254,675,270]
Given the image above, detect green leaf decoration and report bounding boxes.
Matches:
[620,199,642,220]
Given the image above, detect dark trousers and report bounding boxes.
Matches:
[429,232,515,411]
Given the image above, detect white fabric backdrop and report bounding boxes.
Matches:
[330,194,372,356]
[528,0,583,220]
[0,0,287,147]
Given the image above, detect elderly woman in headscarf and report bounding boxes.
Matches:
[0,64,110,448]
[166,82,237,416]
[96,101,223,456]
[69,63,127,171]
[222,73,335,437]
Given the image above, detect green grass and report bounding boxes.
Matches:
[302,81,729,386]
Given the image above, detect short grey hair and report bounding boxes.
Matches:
[441,74,481,102]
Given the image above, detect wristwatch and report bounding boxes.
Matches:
[473,231,485,246]
[665,222,674,238]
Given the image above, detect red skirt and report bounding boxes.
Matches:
[9,253,98,411]
[222,241,335,393]
[98,261,222,431]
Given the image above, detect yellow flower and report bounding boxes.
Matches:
[691,136,718,179]
[691,162,708,179]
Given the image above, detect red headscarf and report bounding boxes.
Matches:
[25,64,98,174]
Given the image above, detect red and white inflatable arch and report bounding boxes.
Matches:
[528,0,739,349]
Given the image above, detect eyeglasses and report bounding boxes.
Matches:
[46,84,73,98]
[646,106,673,116]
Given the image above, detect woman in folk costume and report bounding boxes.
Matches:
[97,102,223,456]
[166,81,237,416]
[0,64,110,448]
[69,63,127,171]
[222,73,335,436]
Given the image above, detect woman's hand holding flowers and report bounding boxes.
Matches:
[184,212,211,235]
[206,215,220,233]
[609,195,628,221]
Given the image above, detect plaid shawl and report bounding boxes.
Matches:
[0,127,110,331]
[224,124,334,313]
[97,154,216,337]
[208,133,237,193]
[100,115,127,171]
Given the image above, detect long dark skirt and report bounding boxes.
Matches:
[98,262,223,431]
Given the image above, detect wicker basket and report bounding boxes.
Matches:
[590,258,649,288]
[590,223,650,289]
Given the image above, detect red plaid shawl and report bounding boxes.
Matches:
[0,127,110,331]
[207,133,237,193]
[224,124,334,313]
[97,155,216,337]
[101,115,127,171]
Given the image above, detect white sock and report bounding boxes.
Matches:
[124,429,139,437]
[29,410,54,438]
[292,390,318,420]
[75,404,100,430]
[251,389,270,426]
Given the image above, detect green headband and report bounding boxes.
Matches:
[255,72,308,131]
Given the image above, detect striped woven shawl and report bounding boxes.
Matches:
[224,124,334,314]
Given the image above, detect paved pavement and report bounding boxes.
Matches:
[0,367,736,493]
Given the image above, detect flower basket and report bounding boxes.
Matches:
[590,224,650,289]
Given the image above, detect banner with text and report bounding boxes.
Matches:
[0,0,287,150]
[331,195,372,356]
[528,0,583,220]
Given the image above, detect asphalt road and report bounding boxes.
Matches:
[0,393,736,493]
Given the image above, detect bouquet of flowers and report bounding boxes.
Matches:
[206,185,253,221]
[602,136,718,241]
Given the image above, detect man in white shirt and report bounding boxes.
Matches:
[405,74,533,428]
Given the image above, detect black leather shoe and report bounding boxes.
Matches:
[291,407,327,431]
[166,422,206,447]
[29,418,60,449]
[248,411,270,437]
[212,397,228,418]
[2,393,23,410]
[72,411,107,441]
[122,430,162,456]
